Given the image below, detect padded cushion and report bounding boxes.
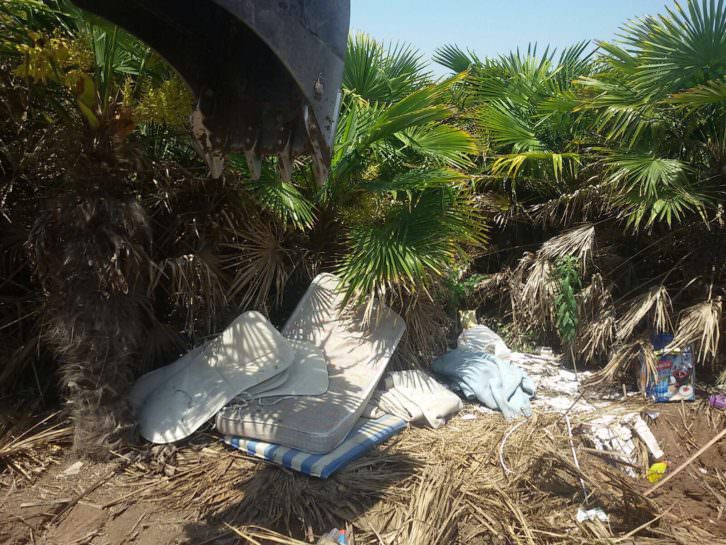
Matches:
[137,311,294,444]
[215,273,405,453]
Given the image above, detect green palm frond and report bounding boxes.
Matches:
[343,32,430,104]
[582,1,726,145]
[602,152,710,228]
[433,44,481,73]
[480,101,543,151]
[670,78,726,108]
[364,168,468,195]
[491,151,580,181]
[246,179,315,231]
[332,75,464,179]
[394,124,478,168]
[619,0,726,99]
[338,187,483,302]
[225,157,315,230]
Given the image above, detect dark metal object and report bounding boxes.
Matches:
[72,0,350,183]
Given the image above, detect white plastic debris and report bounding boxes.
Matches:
[576,507,609,523]
[587,416,639,477]
[626,414,664,460]
[61,461,83,477]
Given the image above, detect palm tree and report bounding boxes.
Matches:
[436,0,726,377]
[435,42,595,214]
[577,0,726,229]
[2,0,193,458]
[223,33,485,360]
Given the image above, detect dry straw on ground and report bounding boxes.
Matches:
[57,406,715,545]
[2,403,724,544]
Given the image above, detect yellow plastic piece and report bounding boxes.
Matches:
[646,462,668,483]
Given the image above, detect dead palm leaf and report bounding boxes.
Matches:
[538,223,596,270]
[222,216,296,313]
[671,297,722,363]
[588,340,654,385]
[616,285,672,341]
[520,258,558,329]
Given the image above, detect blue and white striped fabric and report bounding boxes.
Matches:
[223,414,407,479]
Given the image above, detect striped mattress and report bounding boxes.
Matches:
[223,414,407,479]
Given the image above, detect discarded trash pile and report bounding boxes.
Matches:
[76,402,720,545]
[3,274,725,544]
[131,274,542,479]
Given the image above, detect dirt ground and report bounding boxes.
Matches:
[645,402,726,537]
[1,401,725,545]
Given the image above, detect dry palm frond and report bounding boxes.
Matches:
[390,464,465,545]
[473,269,511,310]
[578,312,617,364]
[222,216,295,313]
[392,291,453,368]
[575,274,617,364]
[616,285,672,341]
[151,250,228,336]
[671,297,722,363]
[529,184,613,228]
[587,340,651,385]
[0,412,72,481]
[105,408,706,545]
[227,525,309,545]
[539,223,596,270]
[577,273,612,322]
[519,258,558,329]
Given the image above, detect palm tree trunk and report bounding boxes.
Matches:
[28,192,150,459]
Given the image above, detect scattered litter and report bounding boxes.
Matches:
[628,414,664,459]
[647,462,668,483]
[709,394,726,409]
[460,413,477,421]
[539,346,554,357]
[318,528,348,544]
[585,415,640,477]
[576,506,609,523]
[642,334,695,402]
[646,427,726,496]
[60,461,83,477]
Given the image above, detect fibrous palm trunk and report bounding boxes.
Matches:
[28,191,149,459]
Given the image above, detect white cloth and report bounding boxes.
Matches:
[458,325,512,359]
[365,370,462,428]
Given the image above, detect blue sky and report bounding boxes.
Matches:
[350,0,670,72]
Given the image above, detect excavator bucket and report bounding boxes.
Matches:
[72,0,350,184]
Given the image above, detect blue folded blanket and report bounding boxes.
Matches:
[223,414,407,479]
[432,351,535,419]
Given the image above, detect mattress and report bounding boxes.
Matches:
[215,273,406,453]
[223,414,407,478]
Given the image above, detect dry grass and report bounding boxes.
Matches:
[0,411,72,483]
[93,409,709,545]
[3,404,721,544]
